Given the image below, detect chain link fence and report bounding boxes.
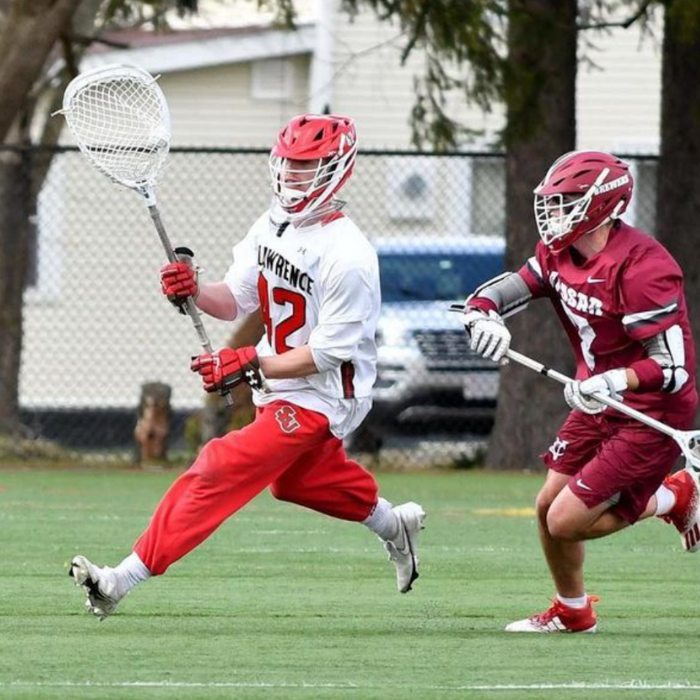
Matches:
[14,146,658,464]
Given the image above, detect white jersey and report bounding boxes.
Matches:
[224,209,380,438]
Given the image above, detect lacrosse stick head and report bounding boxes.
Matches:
[59,64,171,191]
[680,430,700,477]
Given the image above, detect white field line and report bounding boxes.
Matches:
[2,681,700,691]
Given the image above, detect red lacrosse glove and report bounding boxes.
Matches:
[190,347,265,393]
[160,247,198,313]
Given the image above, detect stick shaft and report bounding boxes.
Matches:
[144,194,234,407]
[506,348,678,440]
[451,303,697,464]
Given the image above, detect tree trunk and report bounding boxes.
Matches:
[134,381,172,464]
[0,148,31,432]
[0,0,83,144]
[0,0,106,434]
[656,1,700,411]
[486,0,577,469]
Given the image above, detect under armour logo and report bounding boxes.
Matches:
[275,405,301,433]
[245,368,260,388]
[548,437,569,461]
[297,246,307,255]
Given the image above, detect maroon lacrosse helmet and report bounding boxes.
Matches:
[269,114,358,219]
[533,150,634,252]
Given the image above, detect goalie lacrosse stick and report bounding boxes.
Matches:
[449,302,700,475]
[57,64,233,406]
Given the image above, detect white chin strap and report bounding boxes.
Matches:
[277,188,334,223]
[277,183,307,208]
[271,198,342,227]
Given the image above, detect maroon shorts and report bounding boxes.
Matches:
[542,411,686,524]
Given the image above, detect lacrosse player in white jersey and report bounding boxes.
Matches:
[70,113,426,619]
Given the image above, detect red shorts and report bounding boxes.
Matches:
[542,411,689,523]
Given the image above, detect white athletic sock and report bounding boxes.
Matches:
[654,484,676,516]
[112,552,151,594]
[556,593,588,609]
[363,497,399,541]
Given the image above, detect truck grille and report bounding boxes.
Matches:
[413,330,490,369]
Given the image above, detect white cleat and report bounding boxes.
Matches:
[384,502,425,593]
[69,555,126,620]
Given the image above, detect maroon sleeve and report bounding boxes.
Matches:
[620,246,683,341]
[467,297,498,313]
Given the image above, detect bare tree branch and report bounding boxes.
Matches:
[578,0,655,30]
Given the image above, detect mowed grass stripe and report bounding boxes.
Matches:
[3,680,700,689]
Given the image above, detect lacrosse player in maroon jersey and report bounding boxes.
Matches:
[69,114,425,619]
[462,150,699,633]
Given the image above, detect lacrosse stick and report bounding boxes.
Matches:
[508,348,700,476]
[450,302,700,475]
[56,64,233,406]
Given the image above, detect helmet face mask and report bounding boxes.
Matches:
[533,151,634,252]
[273,156,334,208]
[269,114,357,220]
[535,182,602,247]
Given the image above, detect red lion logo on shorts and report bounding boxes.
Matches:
[275,405,301,434]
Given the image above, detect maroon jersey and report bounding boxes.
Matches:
[518,221,698,421]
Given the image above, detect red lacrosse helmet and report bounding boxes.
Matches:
[269,114,358,220]
[533,150,634,252]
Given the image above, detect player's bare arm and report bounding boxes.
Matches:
[259,346,318,379]
[193,282,238,321]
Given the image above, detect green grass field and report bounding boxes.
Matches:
[1,466,699,699]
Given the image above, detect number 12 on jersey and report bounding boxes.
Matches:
[257,272,307,354]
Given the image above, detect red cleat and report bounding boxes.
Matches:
[660,469,700,552]
[505,596,599,633]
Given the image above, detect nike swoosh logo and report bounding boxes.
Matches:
[586,276,605,284]
[576,478,593,491]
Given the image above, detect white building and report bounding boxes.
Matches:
[77,1,662,151]
[20,1,664,419]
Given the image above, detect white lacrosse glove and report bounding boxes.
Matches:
[564,368,628,415]
[463,308,511,363]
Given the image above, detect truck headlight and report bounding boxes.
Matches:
[376,322,411,347]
